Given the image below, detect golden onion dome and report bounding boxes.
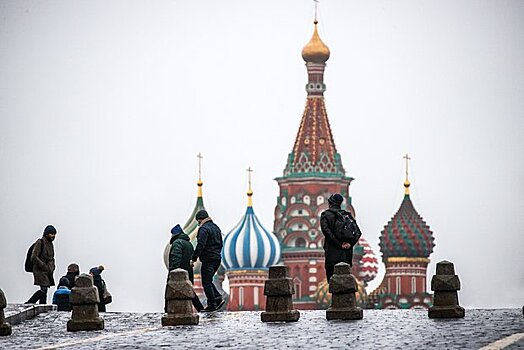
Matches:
[301,21,330,63]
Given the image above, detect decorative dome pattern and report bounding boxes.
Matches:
[302,21,330,63]
[356,238,379,283]
[222,199,281,270]
[315,278,367,308]
[379,194,435,259]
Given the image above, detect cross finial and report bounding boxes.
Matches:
[246,166,253,192]
[246,166,254,207]
[314,0,319,23]
[403,153,411,195]
[197,153,203,181]
[403,153,411,181]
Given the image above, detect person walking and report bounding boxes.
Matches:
[192,210,224,312]
[168,224,204,312]
[62,263,80,289]
[320,194,361,283]
[25,225,57,304]
[89,266,107,312]
[52,277,72,311]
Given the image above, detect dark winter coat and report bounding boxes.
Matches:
[169,232,195,282]
[192,219,223,263]
[92,274,106,312]
[31,237,55,287]
[63,272,79,289]
[320,206,354,267]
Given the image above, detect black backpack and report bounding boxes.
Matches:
[24,239,42,273]
[333,210,362,246]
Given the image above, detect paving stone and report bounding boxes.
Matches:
[67,274,104,332]
[162,269,198,326]
[261,265,300,323]
[429,260,465,319]
[326,263,363,321]
[0,288,12,336]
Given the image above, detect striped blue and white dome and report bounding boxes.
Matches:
[222,189,281,270]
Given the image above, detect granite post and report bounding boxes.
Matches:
[0,288,12,336]
[162,269,199,326]
[261,265,300,322]
[428,260,465,318]
[326,262,363,320]
[67,274,105,331]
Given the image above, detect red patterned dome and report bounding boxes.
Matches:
[357,238,379,283]
[379,182,435,259]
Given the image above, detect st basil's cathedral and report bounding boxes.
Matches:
[164,19,435,310]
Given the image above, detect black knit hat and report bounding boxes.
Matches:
[43,225,56,236]
[195,210,209,220]
[328,193,344,206]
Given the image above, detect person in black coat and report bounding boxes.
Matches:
[62,263,80,289]
[320,193,355,283]
[168,224,204,312]
[89,266,107,312]
[192,210,224,312]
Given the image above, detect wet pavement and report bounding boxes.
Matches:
[2,308,523,349]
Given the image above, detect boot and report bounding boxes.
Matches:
[38,290,47,304]
[25,290,43,304]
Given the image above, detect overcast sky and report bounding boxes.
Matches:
[1,1,522,312]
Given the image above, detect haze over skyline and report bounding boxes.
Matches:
[1,0,522,311]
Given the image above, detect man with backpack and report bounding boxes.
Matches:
[25,225,57,304]
[320,194,362,283]
[192,210,225,312]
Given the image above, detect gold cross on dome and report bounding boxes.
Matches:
[246,166,253,191]
[197,153,203,181]
[403,153,411,181]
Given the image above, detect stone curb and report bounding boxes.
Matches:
[5,304,56,326]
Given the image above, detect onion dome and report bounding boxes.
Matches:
[315,278,367,308]
[356,238,379,283]
[222,169,281,270]
[301,21,330,63]
[379,158,435,259]
[163,154,207,270]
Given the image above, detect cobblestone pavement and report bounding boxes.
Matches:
[1,309,523,349]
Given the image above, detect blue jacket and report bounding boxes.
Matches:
[52,286,71,311]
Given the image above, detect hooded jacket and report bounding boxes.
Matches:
[169,232,195,282]
[192,219,223,263]
[31,236,55,287]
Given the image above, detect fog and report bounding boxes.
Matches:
[0,0,522,311]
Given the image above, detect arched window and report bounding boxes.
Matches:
[295,237,306,247]
[317,196,324,205]
[411,277,417,293]
[293,277,302,300]
[290,196,296,204]
[239,287,244,307]
[254,286,259,306]
[281,197,287,206]
[303,195,310,205]
[396,277,401,295]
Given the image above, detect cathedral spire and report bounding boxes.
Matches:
[281,17,348,179]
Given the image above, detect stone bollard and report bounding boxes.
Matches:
[67,274,104,331]
[261,265,300,322]
[162,269,199,326]
[0,288,12,336]
[326,262,363,320]
[428,260,465,318]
